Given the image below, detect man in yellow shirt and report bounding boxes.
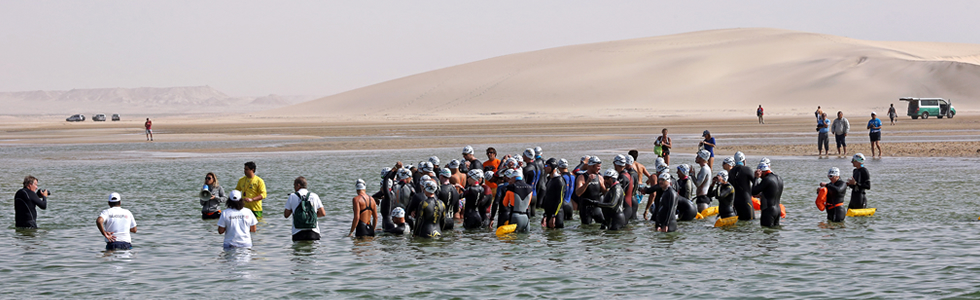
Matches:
[236,161,267,218]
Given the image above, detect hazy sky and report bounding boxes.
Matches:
[2,1,978,96]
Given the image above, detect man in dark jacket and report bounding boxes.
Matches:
[15,176,49,228]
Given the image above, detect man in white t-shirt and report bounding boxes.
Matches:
[694,150,713,212]
[217,190,258,249]
[96,192,137,250]
[284,176,326,241]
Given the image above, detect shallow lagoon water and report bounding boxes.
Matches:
[2,139,980,299]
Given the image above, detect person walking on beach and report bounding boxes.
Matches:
[815,106,823,119]
[96,193,137,250]
[699,130,716,170]
[236,161,267,218]
[655,128,672,165]
[817,112,830,156]
[200,172,227,220]
[831,111,850,156]
[284,176,326,241]
[14,175,48,228]
[348,179,377,238]
[144,118,153,141]
[757,105,765,124]
[867,112,883,158]
[888,104,897,125]
[217,190,257,249]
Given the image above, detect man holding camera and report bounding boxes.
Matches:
[15,175,49,228]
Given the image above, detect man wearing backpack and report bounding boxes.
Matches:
[284,177,326,241]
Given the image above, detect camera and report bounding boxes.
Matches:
[36,189,51,197]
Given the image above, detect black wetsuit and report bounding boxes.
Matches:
[676,177,695,203]
[385,222,410,235]
[533,159,547,215]
[655,186,679,232]
[708,182,736,218]
[729,165,756,220]
[394,182,416,228]
[436,183,460,230]
[561,172,575,221]
[676,197,698,221]
[489,182,510,229]
[523,163,540,217]
[751,173,784,227]
[374,172,397,231]
[577,173,605,225]
[847,167,871,209]
[14,188,47,228]
[594,183,626,230]
[617,170,634,225]
[825,180,847,222]
[506,181,534,232]
[541,174,567,229]
[462,184,486,229]
[627,167,640,220]
[460,158,482,176]
[412,195,443,238]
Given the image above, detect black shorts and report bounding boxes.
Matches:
[869,132,881,142]
[835,134,846,148]
[292,230,321,241]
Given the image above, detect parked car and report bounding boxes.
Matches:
[111,114,121,121]
[899,97,956,119]
[66,114,85,122]
[92,114,107,122]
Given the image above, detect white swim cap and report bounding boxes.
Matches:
[439,168,452,178]
[467,169,484,180]
[658,172,672,182]
[734,151,746,164]
[355,179,367,190]
[625,155,634,165]
[108,192,122,202]
[421,162,434,173]
[759,157,771,166]
[423,180,438,193]
[581,155,591,163]
[723,157,735,167]
[396,168,412,180]
[447,159,460,169]
[697,149,711,161]
[603,168,618,179]
[504,169,519,179]
[656,163,670,174]
[588,156,602,166]
[557,158,569,169]
[462,145,474,155]
[757,162,771,172]
[534,146,543,156]
[613,154,628,166]
[421,175,432,183]
[428,156,440,166]
[716,171,729,181]
[381,167,391,179]
[392,207,406,218]
[229,190,242,202]
[655,157,666,169]
[503,157,517,169]
[852,153,866,163]
[484,171,495,179]
[828,167,840,177]
[677,164,690,177]
[523,148,535,159]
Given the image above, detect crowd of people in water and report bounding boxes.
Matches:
[13,129,875,251]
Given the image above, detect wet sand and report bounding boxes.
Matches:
[1,114,979,157]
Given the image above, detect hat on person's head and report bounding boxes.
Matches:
[655,157,666,169]
[397,168,412,180]
[535,146,543,156]
[504,168,519,179]
[734,151,746,164]
[417,161,427,170]
[603,168,618,179]
[484,171,494,179]
[439,168,452,178]
[697,149,711,161]
[657,163,670,174]
[702,130,711,137]
[468,169,484,180]
[423,180,438,193]
[588,156,602,166]
[428,156,440,166]
[545,158,557,168]
[503,157,517,168]
[392,207,406,218]
[658,172,672,182]
[757,162,771,172]
[677,164,690,177]
[613,154,627,166]
[828,167,841,177]
[557,158,569,169]
[523,148,536,159]
[381,167,391,179]
[581,155,591,163]
[716,171,729,182]
[759,157,771,166]
[447,159,461,169]
[723,156,736,167]
[355,179,367,190]
[108,192,121,202]
[462,145,474,155]
[420,175,432,183]
[852,153,866,163]
[229,190,242,202]
[421,162,434,173]
[625,155,634,165]
[871,111,877,116]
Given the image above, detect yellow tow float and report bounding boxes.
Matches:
[714,216,738,227]
[846,208,876,217]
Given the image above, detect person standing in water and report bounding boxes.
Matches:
[144,118,153,141]
[752,161,784,228]
[14,175,48,229]
[590,168,626,230]
[655,129,672,165]
[888,104,897,125]
[236,161,267,218]
[200,172,227,220]
[574,156,606,225]
[654,172,678,232]
[96,193,137,250]
[729,151,755,221]
[414,181,444,238]
[503,169,533,233]
[699,130,716,170]
[613,155,633,225]
[483,147,501,196]
[217,190,257,249]
[348,179,378,238]
[867,112,883,158]
[709,171,736,219]
[831,111,850,157]
[694,150,713,212]
[820,167,847,222]
[462,169,488,229]
[541,158,567,229]
[284,177,326,241]
[436,169,460,230]
[847,153,871,209]
[460,145,482,174]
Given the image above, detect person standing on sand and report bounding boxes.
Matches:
[655,128,672,165]
[817,112,830,156]
[888,104,897,125]
[815,106,823,120]
[867,112,883,158]
[699,130,716,170]
[832,111,850,156]
[757,105,765,124]
[144,118,153,141]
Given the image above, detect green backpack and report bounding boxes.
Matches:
[293,192,318,229]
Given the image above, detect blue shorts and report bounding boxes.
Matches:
[106,241,132,250]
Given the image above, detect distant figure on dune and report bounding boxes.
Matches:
[757,105,764,124]
[144,118,153,141]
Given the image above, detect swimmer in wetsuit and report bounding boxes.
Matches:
[502,169,534,232]
[556,159,575,222]
[574,156,607,225]
[590,168,626,230]
[708,171,736,219]
[676,164,696,201]
[625,153,642,221]
[348,179,378,237]
[694,150,713,213]
[541,158,567,229]
[654,172,678,232]
[393,168,416,229]
[613,155,634,225]
[820,167,847,222]
[413,180,444,238]
[751,161,784,227]
[846,153,871,209]
[386,207,410,235]
[436,168,461,231]
[729,151,756,221]
[521,148,541,218]
[374,164,401,232]
[462,169,488,229]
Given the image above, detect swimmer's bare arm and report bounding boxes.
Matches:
[574,174,588,197]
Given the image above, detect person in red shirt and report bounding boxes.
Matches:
[144,118,153,141]
[757,105,765,124]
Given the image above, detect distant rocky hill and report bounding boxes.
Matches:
[0,86,318,116]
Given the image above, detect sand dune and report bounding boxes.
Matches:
[263,28,980,121]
